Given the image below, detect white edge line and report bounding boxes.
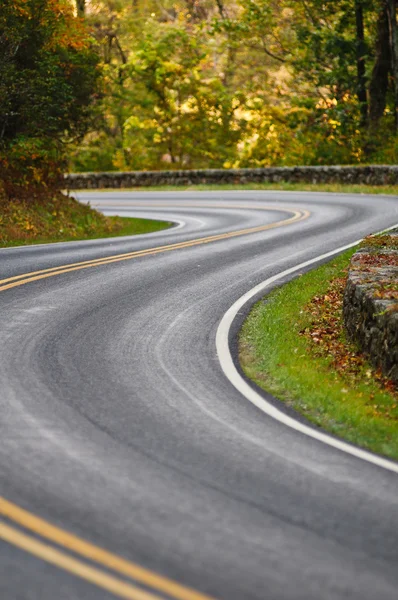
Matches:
[216,222,398,474]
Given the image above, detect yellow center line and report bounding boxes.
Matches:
[0,497,214,600]
[0,522,163,600]
[0,205,303,285]
[0,206,310,598]
[0,208,310,293]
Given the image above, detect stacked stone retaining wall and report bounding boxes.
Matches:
[66,165,398,189]
[343,239,398,384]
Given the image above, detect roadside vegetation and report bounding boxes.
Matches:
[0,0,100,201]
[0,1,170,248]
[239,248,398,461]
[0,192,170,248]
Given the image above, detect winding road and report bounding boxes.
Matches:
[1,190,398,600]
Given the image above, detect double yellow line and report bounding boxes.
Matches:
[0,497,213,599]
[0,207,309,294]
[0,205,310,597]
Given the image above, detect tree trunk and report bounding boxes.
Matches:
[369,4,391,126]
[184,1,207,21]
[75,0,85,18]
[386,0,398,130]
[215,0,226,18]
[355,0,368,127]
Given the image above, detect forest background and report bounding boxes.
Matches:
[71,0,398,172]
[1,0,398,201]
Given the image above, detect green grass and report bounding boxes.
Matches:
[239,250,398,460]
[0,193,172,248]
[76,182,398,195]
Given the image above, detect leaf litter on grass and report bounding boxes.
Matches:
[299,272,398,421]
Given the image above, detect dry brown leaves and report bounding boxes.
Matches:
[299,272,398,418]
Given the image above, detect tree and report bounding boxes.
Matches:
[70,0,398,170]
[369,3,391,127]
[287,0,398,159]
[121,21,247,169]
[75,0,86,18]
[0,0,100,199]
[355,0,368,127]
[72,1,251,171]
[385,0,398,129]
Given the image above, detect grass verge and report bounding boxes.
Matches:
[77,183,398,195]
[239,250,398,460]
[0,192,171,248]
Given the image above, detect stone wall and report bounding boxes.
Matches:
[66,165,398,189]
[343,239,398,384]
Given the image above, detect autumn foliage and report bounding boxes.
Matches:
[0,0,100,200]
[70,1,398,172]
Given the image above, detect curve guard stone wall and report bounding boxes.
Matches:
[66,165,398,189]
[343,243,398,384]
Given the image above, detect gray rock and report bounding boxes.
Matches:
[343,246,398,383]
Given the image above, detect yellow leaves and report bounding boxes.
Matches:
[16,7,30,18]
[24,220,37,233]
[315,97,338,109]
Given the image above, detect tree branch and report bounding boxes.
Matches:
[215,0,226,18]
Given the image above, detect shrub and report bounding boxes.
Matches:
[0,0,101,200]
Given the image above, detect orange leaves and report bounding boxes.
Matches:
[43,1,92,52]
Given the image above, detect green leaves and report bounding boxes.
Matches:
[69,0,398,172]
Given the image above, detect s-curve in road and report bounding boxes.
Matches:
[1,190,398,600]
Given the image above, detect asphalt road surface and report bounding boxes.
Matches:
[1,190,398,600]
